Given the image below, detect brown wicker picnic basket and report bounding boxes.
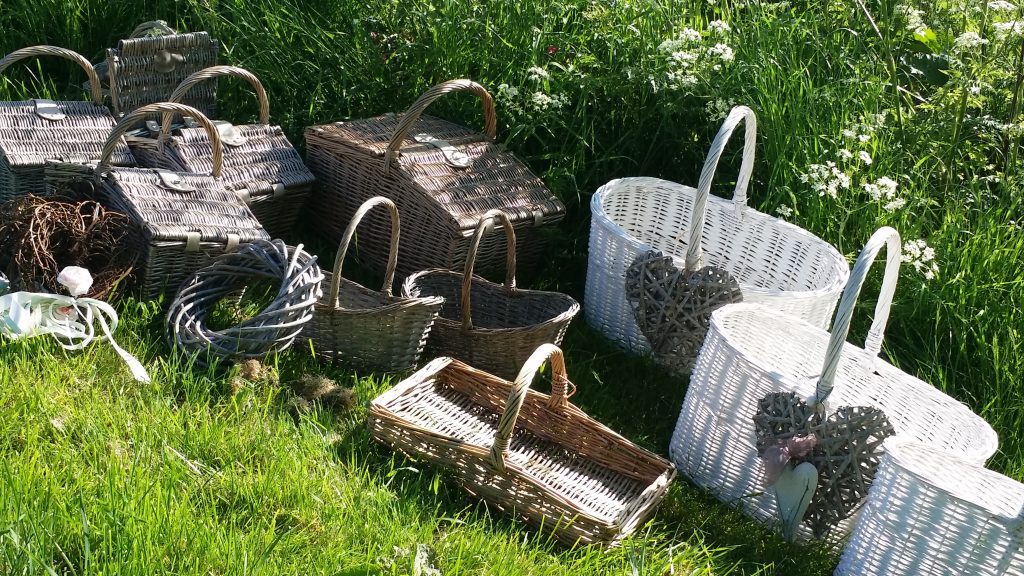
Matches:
[46,102,269,298]
[402,209,579,380]
[128,65,314,239]
[0,45,133,201]
[303,196,444,373]
[304,79,565,278]
[104,21,219,117]
[368,343,677,546]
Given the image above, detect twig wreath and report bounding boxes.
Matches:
[167,239,323,367]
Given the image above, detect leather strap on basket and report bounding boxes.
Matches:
[814,226,901,404]
[684,105,756,271]
[460,209,516,331]
[383,79,497,175]
[162,65,270,134]
[0,45,104,105]
[487,343,573,472]
[330,196,401,306]
[97,101,223,179]
[129,20,177,38]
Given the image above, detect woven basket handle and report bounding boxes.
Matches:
[97,102,223,179]
[0,45,103,105]
[383,79,497,175]
[460,209,516,331]
[162,65,270,134]
[330,196,401,304]
[129,20,177,38]
[684,105,757,270]
[487,343,572,472]
[815,226,902,404]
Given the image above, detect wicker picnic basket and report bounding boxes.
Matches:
[46,102,269,298]
[303,196,444,372]
[0,45,133,201]
[104,21,219,117]
[668,227,998,541]
[585,106,850,354]
[127,66,314,239]
[402,209,579,380]
[305,79,565,278]
[368,343,677,546]
[835,440,1023,575]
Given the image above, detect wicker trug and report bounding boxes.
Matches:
[368,343,677,546]
[402,209,579,380]
[303,196,444,373]
[46,102,269,298]
[305,79,564,278]
[128,66,314,239]
[0,45,133,201]
[105,22,219,117]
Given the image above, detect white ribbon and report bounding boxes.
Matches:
[0,290,150,383]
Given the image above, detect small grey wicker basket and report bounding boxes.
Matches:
[46,102,269,298]
[304,196,444,373]
[402,209,579,380]
[104,21,219,117]
[128,66,314,239]
[0,45,133,201]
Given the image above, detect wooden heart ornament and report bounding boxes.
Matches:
[753,391,895,539]
[624,251,742,374]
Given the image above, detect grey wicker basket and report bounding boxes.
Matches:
[105,21,219,117]
[305,79,565,278]
[129,66,314,239]
[304,196,444,373]
[46,102,269,298]
[402,209,579,380]
[0,45,133,201]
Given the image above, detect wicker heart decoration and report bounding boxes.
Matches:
[625,250,742,374]
[753,391,895,538]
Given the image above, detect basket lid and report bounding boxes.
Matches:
[166,123,315,196]
[0,101,134,167]
[308,113,565,231]
[101,166,270,244]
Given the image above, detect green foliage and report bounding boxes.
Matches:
[0,0,1022,572]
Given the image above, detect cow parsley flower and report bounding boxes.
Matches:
[527,66,549,81]
[902,239,939,279]
[862,176,898,200]
[801,161,851,198]
[775,205,794,218]
[707,43,735,63]
[883,197,907,212]
[953,31,989,51]
[859,151,873,165]
[709,20,731,34]
[989,0,1017,11]
[994,21,1023,38]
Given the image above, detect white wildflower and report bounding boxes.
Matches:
[669,50,700,68]
[953,31,989,51]
[666,70,699,90]
[707,43,735,63]
[803,161,851,198]
[842,129,857,140]
[883,197,907,212]
[994,21,1024,38]
[709,20,731,34]
[705,98,735,121]
[775,205,794,218]
[496,83,519,100]
[839,149,854,161]
[527,66,549,81]
[989,0,1017,11]
[863,176,898,200]
[969,84,982,95]
[858,133,871,143]
[530,91,568,112]
[679,27,702,42]
[897,3,929,36]
[902,238,939,279]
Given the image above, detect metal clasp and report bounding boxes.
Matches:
[155,169,194,192]
[214,120,248,147]
[413,133,470,168]
[33,99,65,121]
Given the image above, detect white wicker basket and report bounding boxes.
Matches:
[669,226,999,541]
[836,440,1023,575]
[585,106,850,354]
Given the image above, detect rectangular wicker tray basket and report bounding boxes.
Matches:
[368,344,676,546]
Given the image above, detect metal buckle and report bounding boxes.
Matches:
[214,120,248,147]
[152,50,185,73]
[155,169,194,192]
[33,99,66,121]
[413,133,471,168]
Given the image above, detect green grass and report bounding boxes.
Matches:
[0,0,1022,573]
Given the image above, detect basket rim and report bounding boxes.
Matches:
[368,355,677,524]
[401,268,580,333]
[705,302,999,458]
[316,269,443,315]
[590,176,851,300]
[881,439,1023,520]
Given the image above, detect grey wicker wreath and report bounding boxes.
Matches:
[167,239,323,367]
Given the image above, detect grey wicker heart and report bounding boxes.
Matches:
[754,391,895,538]
[625,250,742,374]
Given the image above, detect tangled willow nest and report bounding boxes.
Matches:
[0,195,142,299]
[167,239,323,368]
